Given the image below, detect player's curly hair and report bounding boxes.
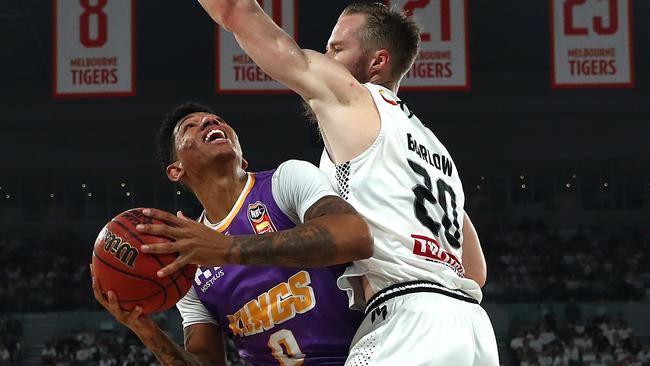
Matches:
[156,101,215,171]
[341,2,421,80]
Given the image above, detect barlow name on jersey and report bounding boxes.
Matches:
[407,133,453,177]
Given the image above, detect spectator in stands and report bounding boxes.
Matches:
[41,342,57,365]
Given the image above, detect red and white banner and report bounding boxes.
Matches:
[386,0,470,91]
[53,0,135,98]
[551,0,634,88]
[216,0,297,94]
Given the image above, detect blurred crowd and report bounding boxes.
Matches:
[0,237,94,312]
[40,327,249,366]
[482,221,650,302]
[1,223,649,312]
[0,316,22,366]
[41,328,161,366]
[509,308,650,366]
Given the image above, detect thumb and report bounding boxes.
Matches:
[177,211,191,221]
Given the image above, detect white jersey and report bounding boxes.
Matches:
[319,83,482,309]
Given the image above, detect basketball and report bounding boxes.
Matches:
[91,208,197,314]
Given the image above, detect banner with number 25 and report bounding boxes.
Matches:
[53,0,136,97]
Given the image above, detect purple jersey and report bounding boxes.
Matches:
[192,170,362,366]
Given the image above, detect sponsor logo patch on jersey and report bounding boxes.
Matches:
[247,201,277,234]
[411,234,465,277]
[379,89,399,106]
[195,266,225,293]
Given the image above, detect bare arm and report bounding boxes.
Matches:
[140,324,226,366]
[197,0,352,101]
[138,198,373,275]
[461,213,487,287]
[91,267,227,366]
[229,195,373,267]
[196,0,379,163]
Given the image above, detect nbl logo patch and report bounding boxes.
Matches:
[247,201,277,235]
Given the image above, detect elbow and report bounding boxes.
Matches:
[465,267,487,288]
[351,216,373,260]
[216,1,256,32]
[474,269,488,288]
[476,273,487,288]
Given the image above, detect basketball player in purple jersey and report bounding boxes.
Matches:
[91,102,371,366]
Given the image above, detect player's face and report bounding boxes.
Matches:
[172,112,244,167]
[326,14,372,83]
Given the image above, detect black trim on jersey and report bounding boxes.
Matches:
[365,280,479,316]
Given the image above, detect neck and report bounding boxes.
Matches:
[185,164,248,224]
[368,74,399,93]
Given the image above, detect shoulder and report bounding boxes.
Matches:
[274,159,321,177]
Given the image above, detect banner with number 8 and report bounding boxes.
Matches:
[53,0,135,97]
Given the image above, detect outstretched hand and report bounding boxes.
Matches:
[90,264,157,340]
[135,208,233,277]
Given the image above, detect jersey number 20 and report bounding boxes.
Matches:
[408,159,462,248]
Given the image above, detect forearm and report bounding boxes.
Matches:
[227,214,372,267]
[138,327,219,366]
[197,0,311,94]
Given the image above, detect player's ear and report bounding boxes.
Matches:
[241,157,249,170]
[369,49,390,74]
[166,161,185,182]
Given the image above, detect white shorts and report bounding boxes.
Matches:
[345,281,499,366]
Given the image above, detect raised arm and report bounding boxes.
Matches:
[195,0,379,163]
[197,0,349,101]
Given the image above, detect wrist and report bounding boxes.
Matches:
[223,235,239,264]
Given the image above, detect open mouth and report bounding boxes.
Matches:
[204,129,227,144]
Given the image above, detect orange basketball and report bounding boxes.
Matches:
[91,208,197,314]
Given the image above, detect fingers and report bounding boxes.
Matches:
[91,266,145,322]
[140,241,177,254]
[177,211,192,221]
[156,256,189,278]
[126,306,144,324]
[142,208,186,227]
[91,268,110,309]
[136,223,181,239]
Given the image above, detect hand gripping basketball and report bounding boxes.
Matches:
[91,208,197,314]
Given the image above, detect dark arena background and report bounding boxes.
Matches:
[1,1,649,365]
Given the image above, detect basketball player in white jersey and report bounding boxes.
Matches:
[195,1,499,364]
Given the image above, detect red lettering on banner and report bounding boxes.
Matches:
[71,68,119,85]
[403,0,451,42]
[233,66,274,82]
[564,0,589,35]
[79,0,108,48]
[568,59,616,76]
[405,62,452,79]
[564,0,619,36]
[232,54,255,64]
[593,0,618,35]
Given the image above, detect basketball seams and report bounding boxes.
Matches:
[112,217,185,298]
[92,251,168,313]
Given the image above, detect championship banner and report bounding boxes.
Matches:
[551,0,634,88]
[386,0,470,91]
[53,0,135,97]
[216,0,297,93]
